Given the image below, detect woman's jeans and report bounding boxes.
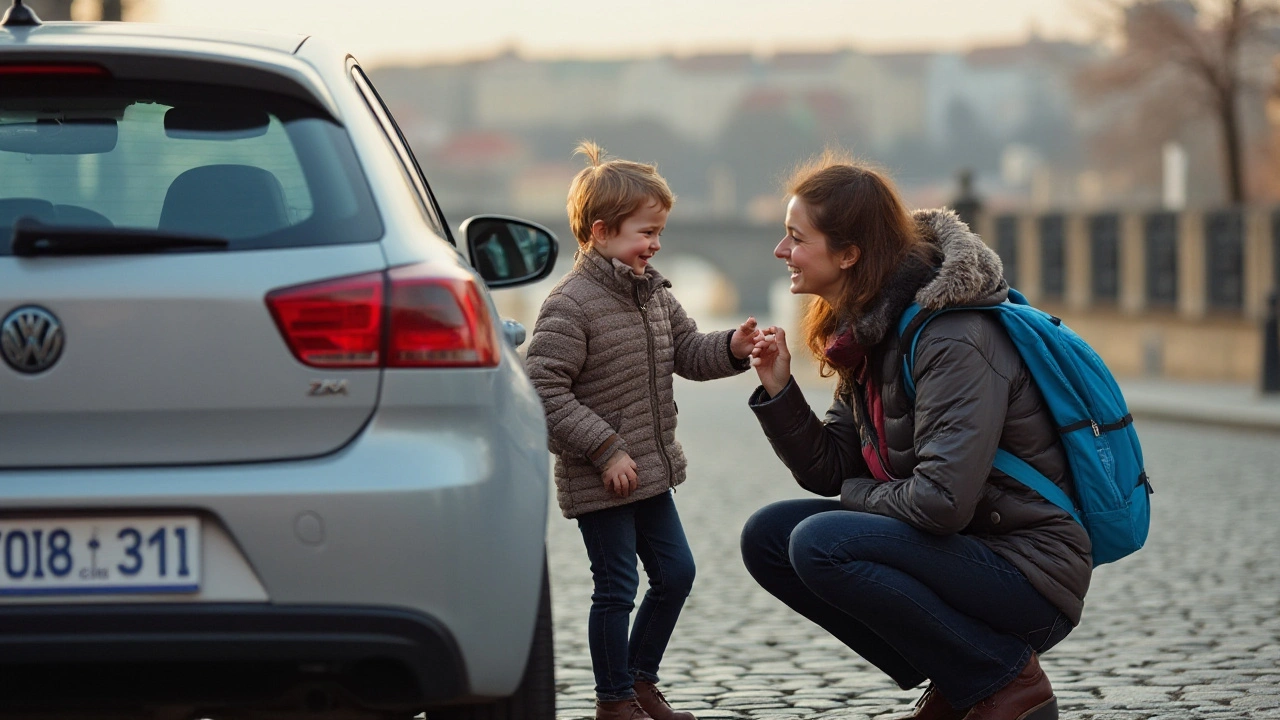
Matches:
[740,499,1073,709]
[577,490,695,701]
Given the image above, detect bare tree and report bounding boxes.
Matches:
[1079,0,1280,205]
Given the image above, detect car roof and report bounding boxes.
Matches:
[0,21,346,119]
[0,21,308,56]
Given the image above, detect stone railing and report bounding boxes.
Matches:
[974,207,1279,322]
[971,207,1280,382]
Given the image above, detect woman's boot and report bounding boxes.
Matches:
[895,683,969,720]
[962,653,1057,720]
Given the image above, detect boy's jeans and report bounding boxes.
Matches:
[740,499,1073,709]
[577,490,695,701]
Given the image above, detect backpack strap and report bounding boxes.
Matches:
[898,302,924,335]
[897,302,966,401]
[897,300,1085,525]
[896,302,928,401]
[992,449,1083,524]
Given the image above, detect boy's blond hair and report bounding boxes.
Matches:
[566,141,675,249]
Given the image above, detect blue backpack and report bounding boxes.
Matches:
[897,288,1152,566]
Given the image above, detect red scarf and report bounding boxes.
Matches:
[824,332,900,482]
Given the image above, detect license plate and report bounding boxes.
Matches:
[0,516,201,596]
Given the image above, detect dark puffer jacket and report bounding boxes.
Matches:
[750,209,1092,623]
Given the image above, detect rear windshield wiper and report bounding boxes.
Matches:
[9,217,229,257]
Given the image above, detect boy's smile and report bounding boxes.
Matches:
[594,199,669,276]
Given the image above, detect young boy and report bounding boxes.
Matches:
[525,142,757,720]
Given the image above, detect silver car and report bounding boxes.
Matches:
[0,3,558,718]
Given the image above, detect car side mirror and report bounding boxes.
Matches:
[461,215,559,289]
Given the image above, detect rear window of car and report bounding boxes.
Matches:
[0,79,382,255]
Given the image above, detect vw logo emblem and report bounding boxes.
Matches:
[1,306,65,374]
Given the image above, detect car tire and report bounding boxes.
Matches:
[431,554,555,720]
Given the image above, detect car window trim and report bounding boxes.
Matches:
[348,64,453,245]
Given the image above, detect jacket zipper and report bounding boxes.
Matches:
[636,284,675,490]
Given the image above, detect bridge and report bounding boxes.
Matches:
[490,215,787,315]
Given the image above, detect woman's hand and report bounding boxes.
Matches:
[751,325,791,398]
[601,450,639,497]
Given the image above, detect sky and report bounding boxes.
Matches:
[133,0,1102,67]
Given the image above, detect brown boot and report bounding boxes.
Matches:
[962,653,1057,720]
[893,683,969,720]
[596,697,652,720]
[633,680,696,720]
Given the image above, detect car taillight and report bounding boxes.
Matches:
[265,263,499,369]
[266,271,384,368]
[386,263,498,368]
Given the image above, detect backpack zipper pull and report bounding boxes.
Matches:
[1091,420,1100,437]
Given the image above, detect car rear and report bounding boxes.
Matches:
[0,23,550,719]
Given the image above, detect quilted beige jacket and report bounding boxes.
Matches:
[525,249,748,518]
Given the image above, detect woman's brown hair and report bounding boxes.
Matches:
[787,150,934,377]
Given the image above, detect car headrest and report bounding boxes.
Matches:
[0,198,55,233]
[54,205,113,228]
[159,164,289,240]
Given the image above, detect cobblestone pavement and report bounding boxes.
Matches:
[546,372,1280,720]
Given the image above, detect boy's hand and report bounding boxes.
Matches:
[730,316,758,360]
[751,325,791,398]
[601,450,639,497]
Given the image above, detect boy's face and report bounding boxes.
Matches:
[592,199,669,276]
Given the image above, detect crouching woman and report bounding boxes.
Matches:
[740,154,1090,720]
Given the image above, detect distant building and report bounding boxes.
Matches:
[24,0,72,20]
[472,53,630,130]
[435,131,527,170]
[615,54,755,143]
[510,163,580,218]
[373,36,1099,216]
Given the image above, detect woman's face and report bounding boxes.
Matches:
[775,196,856,304]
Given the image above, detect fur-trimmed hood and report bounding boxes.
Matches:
[913,208,1006,310]
[845,207,1007,349]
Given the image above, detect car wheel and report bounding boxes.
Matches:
[431,555,555,720]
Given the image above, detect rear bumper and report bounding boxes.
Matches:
[0,602,464,711]
[0,364,552,697]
